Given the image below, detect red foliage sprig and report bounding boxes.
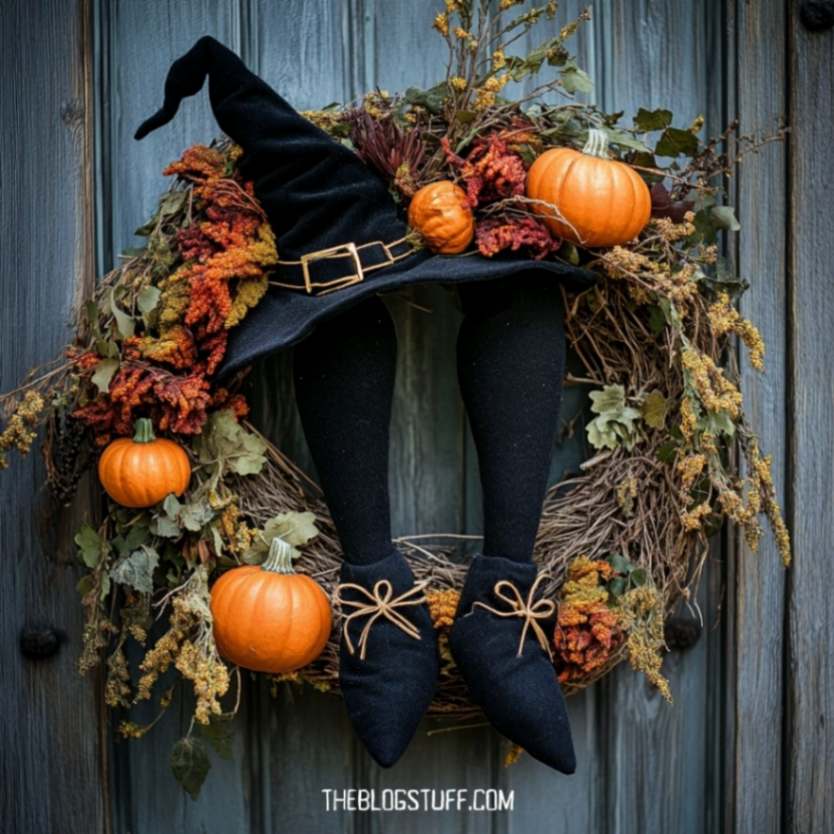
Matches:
[475,214,560,260]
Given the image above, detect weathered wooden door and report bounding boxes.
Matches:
[2,2,832,833]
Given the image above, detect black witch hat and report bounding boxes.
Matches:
[136,36,595,376]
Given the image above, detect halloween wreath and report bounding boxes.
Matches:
[0,2,790,789]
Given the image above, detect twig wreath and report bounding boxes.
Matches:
[1,1,790,790]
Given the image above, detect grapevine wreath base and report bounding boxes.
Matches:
[0,2,791,787]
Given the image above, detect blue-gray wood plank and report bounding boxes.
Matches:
[2,1,832,833]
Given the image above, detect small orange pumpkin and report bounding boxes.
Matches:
[210,538,332,673]
[408,180,475,254]
[526,128,651,247]
[98,418,191,508]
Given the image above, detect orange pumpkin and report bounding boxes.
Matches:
[408,180,474,254]
[210,537,332,673]
[98,418,191,508]
[526,128,651,247]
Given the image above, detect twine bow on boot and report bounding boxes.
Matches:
[335,579,430,660]
[472,574,556,661]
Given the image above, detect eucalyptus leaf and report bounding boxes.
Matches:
[91,358,119,394]
[170,737,211,801]
[137,285,162,316]
[560,61,593,95]
[109,287,136,339]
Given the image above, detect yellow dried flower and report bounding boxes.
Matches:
[454,26,469,39]
[433,12,450,36]
[682,347,742,418]
[450,76,468,92]
[707,292,765,370]
[676,453,706,490]
[492,49,506,69]
[680,500,712,532]
[619,585,672,702]
[426,588,460,629]
[0,390,45,468]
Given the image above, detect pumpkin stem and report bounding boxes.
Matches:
[582,128,610,159]
[132,418,156,444]
[262,537,296,574]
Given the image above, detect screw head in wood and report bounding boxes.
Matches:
[19,627,65,660]
[800,0,834,31]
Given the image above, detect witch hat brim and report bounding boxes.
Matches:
[135,37,597,378]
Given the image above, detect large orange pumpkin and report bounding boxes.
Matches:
[526,128,651,247]
[210,537,332,673]
[98,418,191,508]
[408,180,474,254]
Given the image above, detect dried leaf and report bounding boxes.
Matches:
[91,359,119,394]
[170,737,211,801]
[110,545,159,595]
[641,390,670,430]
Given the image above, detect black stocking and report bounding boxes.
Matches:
[292,296,396,565]
[457,275,565,562]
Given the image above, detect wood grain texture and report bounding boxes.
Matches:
[732,0,789,831]
[97,0,241,263]
[594,3,729,832]
[786,6,834,833]
[96,4,254,833]
[0,1,104,833]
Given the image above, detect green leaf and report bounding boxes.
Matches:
[137,285,162,316]
[656,441,678,463]
[198,716,234,760]
[170,737,211,801]
[608,553,632,575]
[608,577,626,598]
[648,305,667,335]
[560,61,593,95]
[179,500,215,533]
[91,358,119,394]
[641,390,670,430]
[109,287,135,339]
[163,494,182,518]
[655,127,699,158]
[75,523,103,568]
[586,385,642,451]
[710,205,741,232]
[634,107,673,132]
[158,190,187,218]
[150,513,181,539]
[264,511,319,548]
[196,410,267,478]
[110,545,159,595]
[702,409,736,437]
[95,338,120,359]
[630,568,648,587]
[602,127,651,154]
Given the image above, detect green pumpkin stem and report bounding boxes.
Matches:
[582,127,610,159]
[132,418,156,444]
[262,537,296,574]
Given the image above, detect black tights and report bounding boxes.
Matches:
[292,276,565,565]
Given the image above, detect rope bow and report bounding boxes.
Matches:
[472,574,556,661]
[335,579,429,661]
